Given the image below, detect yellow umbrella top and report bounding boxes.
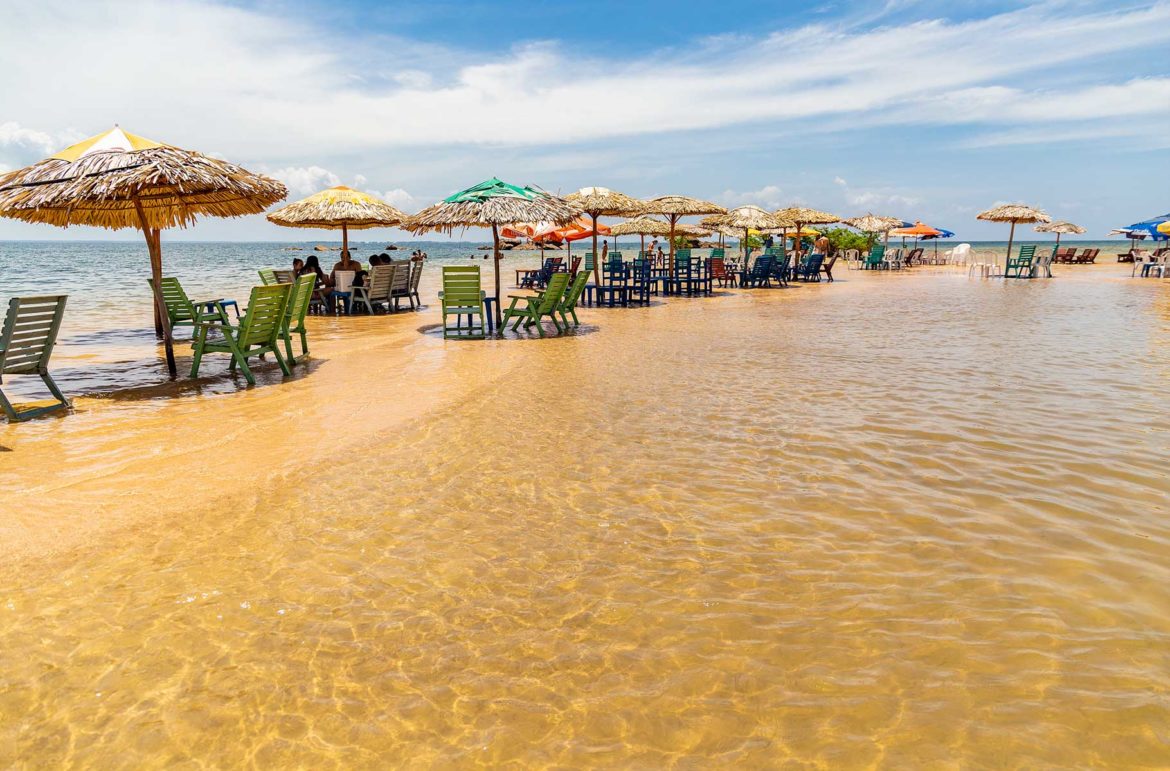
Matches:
[51,126,165,161]
[267,185,409,229]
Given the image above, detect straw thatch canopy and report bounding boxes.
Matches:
[843,213,905,233]
[774,206,839,225]
[709,205,788,231]
[268,185,408,229]
[641,195,725,217]
[0,126,286,377]
[674,223,711,237]
[976,204,1051,224]
[0,126,286,231]
[1035,221,1084,235]
[609,217,673,236]
[565,187,643,283]
[564,187,643,217]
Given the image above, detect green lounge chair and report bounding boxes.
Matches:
[557,270,592,328]
[439,265,486,339]
[258,268,278,285]
[0,295,70,422]
[149,277,230,335]
[1005,245,1037,279]
[281,274,317,365]
[501,272,570,337]
[191,284,292,385]
[863,245,886,270]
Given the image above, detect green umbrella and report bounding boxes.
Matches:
[407,178,580,328]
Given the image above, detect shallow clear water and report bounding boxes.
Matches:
[2,253,1168,766]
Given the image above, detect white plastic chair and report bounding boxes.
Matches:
[949,243,972,266]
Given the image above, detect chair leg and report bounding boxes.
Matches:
[190,326,207,378]
[272,346,292,377]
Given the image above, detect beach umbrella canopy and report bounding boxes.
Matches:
[641,195,725,276]
[1035,220,1085,249]
[707,205,789,263]
[890,221,944,238]
[406,178,580,328]
[976,204,1051,266]
[610,216,673,254]
[565,187,643,285]
[1123,213,1170,241]
[267,185,408,254]
[0,125,286,375]
[1158,222,1170,236]
[774,206,838,259]
[843,214,906,234]
[533,217,610,244]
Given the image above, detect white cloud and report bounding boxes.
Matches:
[374,188,416,210]
[1,0,1168,159]
[833,176,920,213]
[353,174,368,188]
[720,185,785,210]
[269,165,341,196]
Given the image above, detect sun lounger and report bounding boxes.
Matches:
[439,266,486,339]
[904,247,924,266]
[0,295,71,422]
[501,271,570,337]
[1077,248,1099,264]
[1005,245,1036,278]
[149,277,232,336]
[281,274,317,364]
[191,283,292,386]
[557,270,592,327]
[1054,247,1076,263]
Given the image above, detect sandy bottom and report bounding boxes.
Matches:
[2,262,1169,767]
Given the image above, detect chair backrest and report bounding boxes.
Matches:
[1018,245,1036,262]
[822,254,837,271]
[389,261,411,293]
[409,260,424,292]
[258,268,277,285]
[273,269,295,284]
[751,255,774,276]
[710,258,728,278]
[804,255,825,274]
[367,264,395,301]
[584,253,595,272]
[150,277,196,323]
[561,270,591,309]
[334,270,356,293]
[441,265,483,305]
[285,274,316,328]
[676,248,692,260]
[0,295,68,375]
[567,256,581,275]
[907,248,923,261]
[238,284,291,347]
[711,248,725,259]
[538,272,571,313]
[952,244,971,260]
[867,245,886,263]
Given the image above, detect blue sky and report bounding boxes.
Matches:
[0,0,1167,241]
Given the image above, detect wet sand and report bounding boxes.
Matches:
[2,263,1169,766]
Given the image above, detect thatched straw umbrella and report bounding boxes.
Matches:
[774,206,839,261]
[406,178,579,328]
[708,205,788,265]
[0,126,285,376]
[977,204,1051,266]
[267,185,409,253]
[640,196,725,278]
[609,216,672,255]
[843,213,905,249]
[1034,220,1085,250]
[564,187,643,286]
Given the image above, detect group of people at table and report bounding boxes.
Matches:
[288,249,427,313]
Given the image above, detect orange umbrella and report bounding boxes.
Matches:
[889,221,943,238]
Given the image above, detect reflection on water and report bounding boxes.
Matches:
[2,267,1170,766]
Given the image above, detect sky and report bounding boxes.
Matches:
[0,0,1167,242]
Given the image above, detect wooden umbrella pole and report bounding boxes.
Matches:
[591,213,601,288]
[1005,220,1017,271]
[491,223,503,329]
[134,198,177,377]
[668,216,677,281]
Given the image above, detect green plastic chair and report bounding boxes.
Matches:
[438,266,486,339]
[864,245,886,270]
[501,272,570,337]
[557,270,592,328]
[148,277,229,335]
[281,274,317,365]
[1005,245,1037,279]
[191,283,292,385]
[258,268,278,285]
[0,295,70,422]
